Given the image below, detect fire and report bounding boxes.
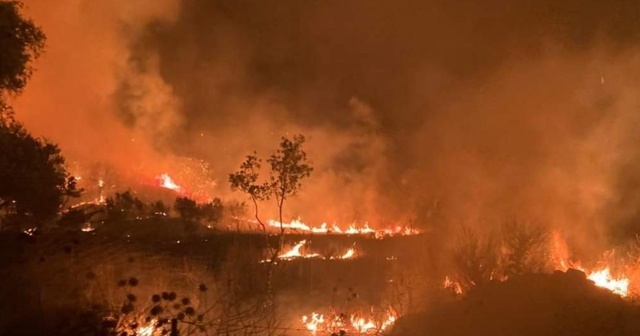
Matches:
[156,173,185,194]
[444,276,463,295]
[263,241,358,262]
[551,238,630,297]
[338,247,355,259]
[301,309,397,335]
[260,240,356,263]
[278,240,321,260]
[81,223,96,232]
[586,268,629,296]
[136,320,156,336]
[268,218,420,238]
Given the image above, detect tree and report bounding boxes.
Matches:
[199,197,224,228]
[229,134,313,260]
[0,113,81,224]
[104,190,145,222]
[174,196,199,235]
[0,1,45,97]
[149,200,170,217]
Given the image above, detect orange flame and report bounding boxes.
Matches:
[262,241,358,262]
[301,309,397,335]
[268,218,420,238]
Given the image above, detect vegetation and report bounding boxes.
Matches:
[0,113,81,226]
[0,0,46,96]
[229,135,313,260]
[0,1,81,228]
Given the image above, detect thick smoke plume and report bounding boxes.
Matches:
[14,0,640,251]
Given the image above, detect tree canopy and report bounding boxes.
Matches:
[229,134,313,233]
[0,113,80,222]
[0,1,45,96]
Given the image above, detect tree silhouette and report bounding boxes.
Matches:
[0,113,81,224]
[229,134,313,260]
[0,1,45,97]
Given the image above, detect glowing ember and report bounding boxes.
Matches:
[23,228,37,236]
[81,223,95,232]
[268,218,420,238]
[444,276,464,295]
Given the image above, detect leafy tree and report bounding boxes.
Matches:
[0,0,46,97]
[174,196,200,235]
[0,113,81,224]
[174,196,198,222]
[105,190,145,222]
[226,200,248,232]
[149,200,170,217]
[199,197,224,227]
[229,135,313,259]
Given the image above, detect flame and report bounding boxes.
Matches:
[301,309,397,335]
[278,240,321,260]
[301,313,324,334]
[268,218,420,238]
[156,173,185,194]
[586,268,629,296]
[444,276,463,295]
[339,248,355,259]
[550,234,630,297]
[262,241,358,262]
[81,223,95,232]
[136,320,156,336]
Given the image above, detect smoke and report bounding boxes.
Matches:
[13,0,182,176]
[13,0,640,248]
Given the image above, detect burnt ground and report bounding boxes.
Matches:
[3,220,639,335]
[391,269,640,336]
[0,221,434,335]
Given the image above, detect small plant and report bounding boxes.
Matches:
[103,277,281,336]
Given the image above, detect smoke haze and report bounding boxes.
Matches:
[13,0,640,250]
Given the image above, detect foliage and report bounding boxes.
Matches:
[174,197,198,222]
[225,200,248,231]
[229,135,312,248]
[266,135,314,217]
[108,278,281,336]
[0,113,81,224]
[149,200,170,218]
[0,0,46,96]
[199,197,224,226]
[105,190,145,222]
